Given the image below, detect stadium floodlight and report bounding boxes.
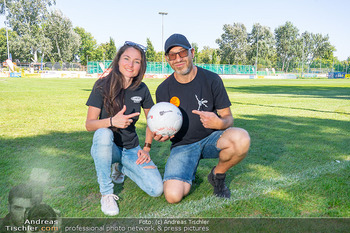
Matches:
[159,12,168,74]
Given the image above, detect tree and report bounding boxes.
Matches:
[275,21,299,72]
[0,0,55,34]
[105,37,116,60]
[248,23,276,68]
[94,44,106,61]
[197,46,218,64]
[91,38,117,62]
[95,38,117,61]
[211,49,219,64]
[73,27,97,65]
[0,27,18,61]
[44,9,80,63]
[191,42,199,63]
[0,0,56,62]
[300,32,334,67]
[145,38,156,62]
[216,23,248,64]
[155,51,163,62]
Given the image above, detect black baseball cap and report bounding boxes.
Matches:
[164,34,191,54]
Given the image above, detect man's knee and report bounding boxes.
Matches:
[235,128,250,151]
[217,128,250,161]
[163,180,190,204]
[225,128,250,146]
[164,188,184,204]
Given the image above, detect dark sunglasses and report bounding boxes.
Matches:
[167,49,190,61]
[124,41,147,51]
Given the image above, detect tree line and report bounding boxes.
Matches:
[0,0,349,73]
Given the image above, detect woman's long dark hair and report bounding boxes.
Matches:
[95,43,146,117]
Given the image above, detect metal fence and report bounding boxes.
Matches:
[7,60,347,74]
[87,61,256,75]
[44,62,83,71]
[10,62,85,71]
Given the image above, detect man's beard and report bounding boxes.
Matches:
[175,64,192,76]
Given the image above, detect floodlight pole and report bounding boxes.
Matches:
[255,26,259,78]
[159,12,168,74]
[4,0,10,60]
[301,36,304,77]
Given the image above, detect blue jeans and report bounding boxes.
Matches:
[163,130,224,185]
[90,128,163,197]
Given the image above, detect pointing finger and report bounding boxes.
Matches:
[192,110,203,116]
[126,112,140,119]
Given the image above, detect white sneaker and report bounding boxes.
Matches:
[101,194,119,216]
[111,163,125,184]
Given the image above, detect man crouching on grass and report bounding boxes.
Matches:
[153,33,250,203]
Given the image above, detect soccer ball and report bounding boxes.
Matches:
[147,102,183,136]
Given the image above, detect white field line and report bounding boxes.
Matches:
[142,160,349,218]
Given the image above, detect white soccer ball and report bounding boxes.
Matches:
[147,102,183,136]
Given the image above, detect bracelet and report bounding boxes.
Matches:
[110,117,114,127]
[144,143,152,149]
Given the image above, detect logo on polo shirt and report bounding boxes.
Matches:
[131,96,142,103]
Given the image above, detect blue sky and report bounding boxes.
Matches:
[2,0,350,60]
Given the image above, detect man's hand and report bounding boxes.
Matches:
[111,105,140,128]
[192,110,222,129]
[153,133,174,142]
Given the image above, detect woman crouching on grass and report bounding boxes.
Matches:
[85,41,163,216]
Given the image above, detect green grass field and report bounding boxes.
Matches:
[0,77,349,218]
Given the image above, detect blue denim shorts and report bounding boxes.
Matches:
[163,130,224,185]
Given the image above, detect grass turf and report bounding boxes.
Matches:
[0,77,349,218]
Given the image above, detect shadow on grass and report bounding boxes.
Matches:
[233,101,350,115]
[225,85,350,100]
[0,113,349,217]
[189,113,349,205]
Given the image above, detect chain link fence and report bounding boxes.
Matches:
[87,61,256,75]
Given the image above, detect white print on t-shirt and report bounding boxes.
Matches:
[195,95,208,110]
[131,96,142,103]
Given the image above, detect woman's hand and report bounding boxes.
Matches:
[136,149,151,165]
[111,105,140,129]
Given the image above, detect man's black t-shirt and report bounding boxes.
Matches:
[156,67,231,148]
[86,82,154,149]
